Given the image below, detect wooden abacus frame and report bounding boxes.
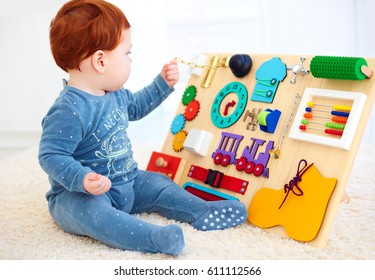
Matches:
[157,54,375,248]
[289,87,367,150]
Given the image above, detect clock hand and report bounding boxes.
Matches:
[223,100,236,116]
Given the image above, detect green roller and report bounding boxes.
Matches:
[258,110,270,126]
[310,56,369,80]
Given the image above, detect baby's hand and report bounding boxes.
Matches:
[161,60,179,87]
[83,173,112,195]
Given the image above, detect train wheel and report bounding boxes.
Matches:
[213,152,223,165]
[235,157,247,171]
[221,155,231,167]
[253,163,264,177]
[244,161,255,174]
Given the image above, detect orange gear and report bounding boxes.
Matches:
[172,130,187,152]
[184,100,200,121]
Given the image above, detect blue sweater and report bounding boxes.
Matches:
[39,75,174,200]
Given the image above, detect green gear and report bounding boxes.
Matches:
[182,85,197,105]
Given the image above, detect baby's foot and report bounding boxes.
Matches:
[151,224,185,255]
[191,200,247,231]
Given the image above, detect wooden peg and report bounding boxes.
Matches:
[155,157,168,168]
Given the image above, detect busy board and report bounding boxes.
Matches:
[147,53,375,248]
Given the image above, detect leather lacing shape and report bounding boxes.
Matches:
[278,159,314,209]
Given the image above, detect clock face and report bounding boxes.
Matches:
[211,82,248,128]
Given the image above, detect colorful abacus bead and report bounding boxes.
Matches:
[306,102,352,112]
[301,119,346,130]
[299,125,343,136]
[331,116,348,124]
[324,122,345,130]
[305,107,350,117]
[303,113,348,124]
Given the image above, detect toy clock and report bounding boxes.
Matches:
[211,81,248,128]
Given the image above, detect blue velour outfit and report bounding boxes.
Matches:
[38,75,247,255]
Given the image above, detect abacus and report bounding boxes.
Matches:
[289,88,367,150]
[300,102,350,136]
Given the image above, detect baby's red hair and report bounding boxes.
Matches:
[50,0,130,72]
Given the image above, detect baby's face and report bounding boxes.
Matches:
[103,29,132,92]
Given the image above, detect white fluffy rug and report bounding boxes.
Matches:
[0,143,374,260]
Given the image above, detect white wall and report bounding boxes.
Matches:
[0,0,374,144]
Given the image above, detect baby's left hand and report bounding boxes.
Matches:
[161,60,179,87]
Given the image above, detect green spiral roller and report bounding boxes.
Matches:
[310,56,372,80]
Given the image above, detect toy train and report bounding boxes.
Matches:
[211,132,274,178]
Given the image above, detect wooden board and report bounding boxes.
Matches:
[159,54,375,248]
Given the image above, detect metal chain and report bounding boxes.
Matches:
[275,92,301,149]
[175,57,220,70]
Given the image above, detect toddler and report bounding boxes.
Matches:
[39,0,247,255]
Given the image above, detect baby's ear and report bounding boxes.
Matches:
[91,50,106,73]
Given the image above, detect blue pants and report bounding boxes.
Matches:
[48,170,247,255]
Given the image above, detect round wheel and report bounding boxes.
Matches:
[244,161,255,174]
[221,155,231,167]
[213,153,223,165]
[253,163,264,177]
[235,157,247,171]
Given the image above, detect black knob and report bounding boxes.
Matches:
[229,54,252,78]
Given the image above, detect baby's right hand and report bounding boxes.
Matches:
[83,172,112,195]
